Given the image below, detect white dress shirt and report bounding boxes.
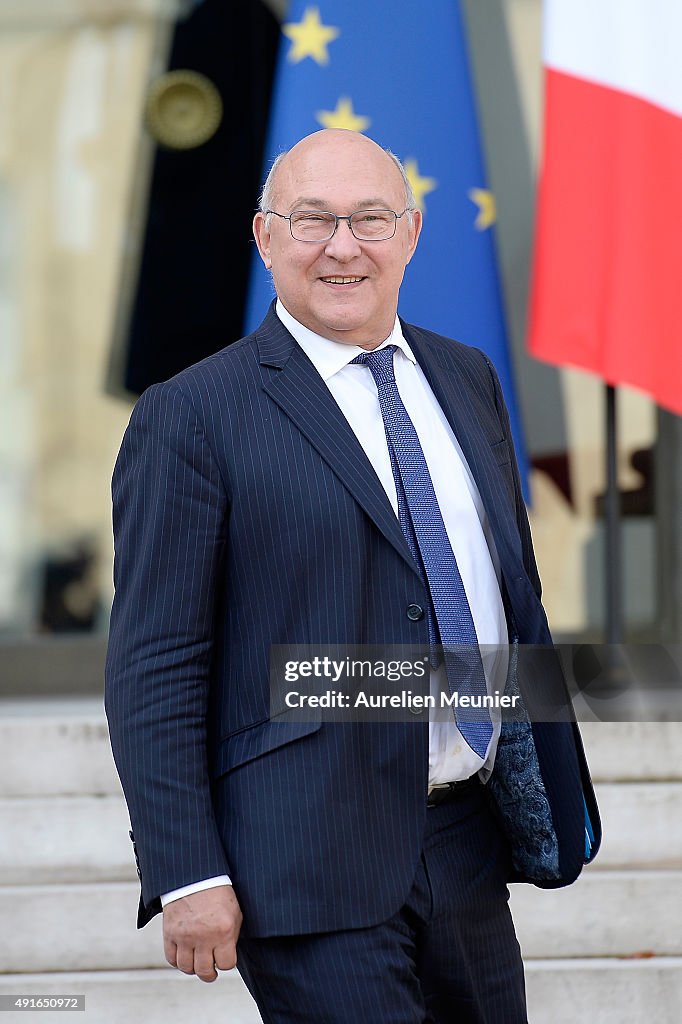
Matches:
[162,302,509,905]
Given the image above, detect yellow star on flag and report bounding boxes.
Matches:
[403,159,437,212]
[315,97,371,132]
[468,188,496,229]
[283,6,340,66]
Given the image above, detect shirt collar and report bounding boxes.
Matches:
[275,299,417,381]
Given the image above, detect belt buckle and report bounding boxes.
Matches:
[426,782,455,808]
[426,777,478,808]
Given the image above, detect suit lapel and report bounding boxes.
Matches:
[256,309,419,577]
[402,323,525,582]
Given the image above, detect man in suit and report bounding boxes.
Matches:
[105,128,600,1023]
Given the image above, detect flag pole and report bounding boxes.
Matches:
[604,383,623,645]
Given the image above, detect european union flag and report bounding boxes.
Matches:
[245,1,528,493]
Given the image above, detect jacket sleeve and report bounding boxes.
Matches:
[104,380,230,923]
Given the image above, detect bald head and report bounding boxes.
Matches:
[259,130,415,219]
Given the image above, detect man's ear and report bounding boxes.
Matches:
[405,208,422,265]
[253,212,272,269]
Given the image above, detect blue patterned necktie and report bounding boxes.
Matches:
[353,345,493,758]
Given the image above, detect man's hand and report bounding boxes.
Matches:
[163,885,243,983]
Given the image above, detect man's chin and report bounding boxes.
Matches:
[318,324,375,346]
[309,308,384,346]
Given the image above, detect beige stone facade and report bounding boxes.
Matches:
[0,0,181,629]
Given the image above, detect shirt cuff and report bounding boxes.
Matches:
[160,875,232,907]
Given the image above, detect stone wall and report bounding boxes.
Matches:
[0,0,181,631]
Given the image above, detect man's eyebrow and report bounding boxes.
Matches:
[286,198,328,211]
[287,197,396,211]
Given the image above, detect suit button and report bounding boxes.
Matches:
[406,603,424,622]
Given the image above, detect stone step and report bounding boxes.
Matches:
[0,969,260,1024]
[589,782,682,870]
[1,883,166,973]
[2,701,681,798]
[2,872,681,973]
[2,780,680,886]
[510,870,682,960]
[525,957,682,1024]
[0,961,680,1024]
[580,721,682,781]
[0,700,120,798]
[0,796,135,884]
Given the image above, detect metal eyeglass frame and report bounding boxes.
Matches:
[264,208,411,242]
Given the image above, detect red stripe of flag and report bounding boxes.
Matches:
[529,68,682,415]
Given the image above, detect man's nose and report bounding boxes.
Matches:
[324,219,362,259]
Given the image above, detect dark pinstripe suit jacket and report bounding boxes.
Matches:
[105,304,601,934]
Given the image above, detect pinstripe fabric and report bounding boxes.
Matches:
[237,787,526,1024]
[104,303,601,935]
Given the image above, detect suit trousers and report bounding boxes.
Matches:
[236,783,527,1024]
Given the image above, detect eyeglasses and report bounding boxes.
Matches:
[265,208,411,242]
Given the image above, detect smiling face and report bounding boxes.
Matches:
[253,130,422,348]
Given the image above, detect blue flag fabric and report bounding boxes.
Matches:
[245,0,528,495]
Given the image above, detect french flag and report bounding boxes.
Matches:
[529,0,682,416]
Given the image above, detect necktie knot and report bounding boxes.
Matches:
[351,345,397,385]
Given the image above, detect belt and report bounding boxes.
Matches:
[426,775,481,808]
